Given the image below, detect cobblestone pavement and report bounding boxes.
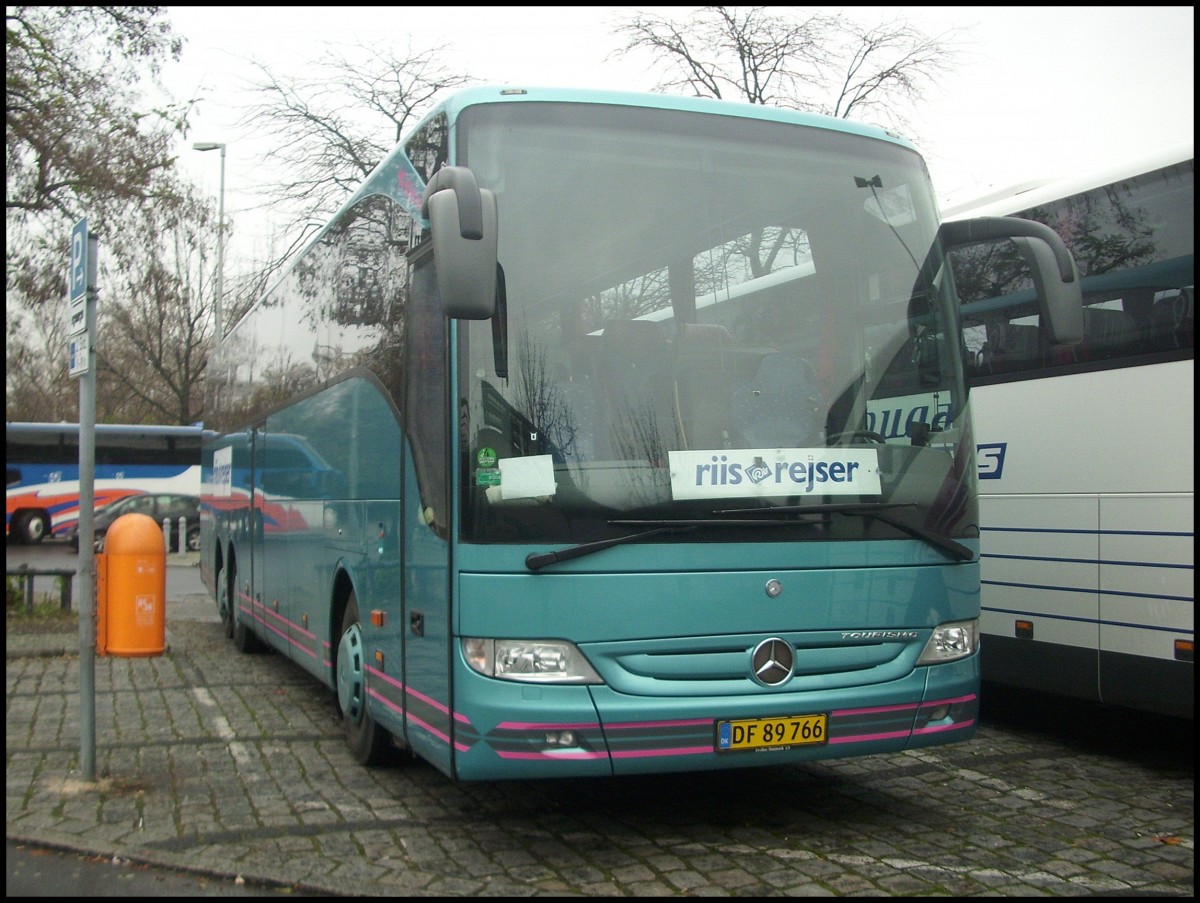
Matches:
[6,602,1193,897]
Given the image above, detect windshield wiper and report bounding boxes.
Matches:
[525,525,694,571]
[716,502,975,563]
[524,517,805,571]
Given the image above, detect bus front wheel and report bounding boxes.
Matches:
[15,511,49,545]
[336,592,393,766]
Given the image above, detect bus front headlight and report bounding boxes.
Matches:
[462,638,603,684]
[917,619,979,664]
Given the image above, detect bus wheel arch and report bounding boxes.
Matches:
[334,582,394,766]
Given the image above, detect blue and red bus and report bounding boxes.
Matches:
[6,421,206,544]
[201,86,1082,780]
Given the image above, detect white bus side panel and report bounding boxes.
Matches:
[972,359,1193,713]
[973,361,1193,495]
[979,494,1099,651]
[1099,494,1194,660]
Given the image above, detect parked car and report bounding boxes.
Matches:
[70,493,201,553]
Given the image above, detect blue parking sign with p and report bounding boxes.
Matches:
[68,218,88,336]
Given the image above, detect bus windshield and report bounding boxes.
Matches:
[455,101,967,544]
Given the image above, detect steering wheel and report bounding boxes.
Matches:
[827,429,886,445]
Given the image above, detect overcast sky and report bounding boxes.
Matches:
[163,5,1194,274]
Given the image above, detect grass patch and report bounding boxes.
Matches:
[6,575,79,631]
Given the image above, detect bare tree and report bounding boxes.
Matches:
[6,6,185,221]
[824,18,960,127]
[6,6,198,424]
[95,187,219,424]
[613,6,837,106]
[612,6,961,133]
[237,42,474,265]
[4,281,75,422]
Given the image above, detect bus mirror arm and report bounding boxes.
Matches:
[1010,235,1084,346]
[421,166,499,320]
[492,263,508,378]
[940,216,1084,346]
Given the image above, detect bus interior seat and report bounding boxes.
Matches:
[1076,306,1139,360]
[729,352,823,447]
[1149,289,1194,350]
[547,359,598,462]
[875,336,922,393]
[981,322,1042,373]
[671,323,733,449]
[594,319,675,458]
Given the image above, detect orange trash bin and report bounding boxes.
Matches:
[95,512,166,657]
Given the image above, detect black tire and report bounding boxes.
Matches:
[335,592,393,765]
[16,511,48,545]
[216,561,234,639]
[186,525,201,553]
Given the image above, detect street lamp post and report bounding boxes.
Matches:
[192,142,226,341]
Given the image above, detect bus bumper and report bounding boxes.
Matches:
[447,654,978,781]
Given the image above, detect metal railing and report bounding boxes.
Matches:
[7,564,75,613]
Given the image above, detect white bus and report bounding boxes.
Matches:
[942,145,1193,718]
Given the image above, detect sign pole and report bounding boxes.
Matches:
[71,220,99,781]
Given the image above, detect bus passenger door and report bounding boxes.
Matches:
[398,244,454,777]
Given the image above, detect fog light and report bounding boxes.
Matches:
[545,730,577,747]
[925,704,950,721]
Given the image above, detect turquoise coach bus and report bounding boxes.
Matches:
[201,86,1083,781]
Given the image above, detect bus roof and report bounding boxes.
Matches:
[942,142,1194,220]
[427,85,913,147]
[6,422,208,437]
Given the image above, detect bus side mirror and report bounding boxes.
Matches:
[421,166,498,320]
[940,216,1084,346]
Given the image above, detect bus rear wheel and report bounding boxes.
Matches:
[216,561,234,639]
[336,592,393,765]
[228,558,260,653]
